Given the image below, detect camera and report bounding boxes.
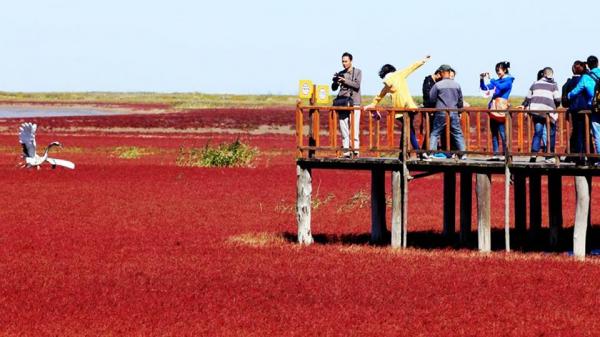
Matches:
[333,71,346,82]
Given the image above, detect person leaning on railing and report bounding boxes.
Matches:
[422,64,467,161]
[364,55,431,154]
[562,61,587,159]
[520,67,561,163]
[480,61,514,160]
[422,69,443,151]
[567,55,600,166]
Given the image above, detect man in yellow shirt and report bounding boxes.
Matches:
[365,55,431,151]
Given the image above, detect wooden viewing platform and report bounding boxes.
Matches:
[295,104,599,259]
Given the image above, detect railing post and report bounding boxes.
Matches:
[445,111,451,152]
[308,85,317,158]
[296,101,304,158]
[350,108,355,154]
[368,107,373,152]
[425,111,431,151]
[477,111,482,151]
[585,112,591,155]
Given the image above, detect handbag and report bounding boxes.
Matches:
[490,98,508,122]
[332,96,354,107]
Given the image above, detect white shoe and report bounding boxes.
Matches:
[421,153,431,161]
[544,157,557,164]
[460,154,468,160]
[342,152,351,158]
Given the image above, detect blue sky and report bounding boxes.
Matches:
[1,0,599,95]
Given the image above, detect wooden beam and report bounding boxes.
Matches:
[529,174,542,239]
[371,169,387,244]
[391,170,402,248]
[460,172,473,246]
[296,165,314,244]
[548,174,563,249]
[574,176,590,259]
[476,174,492,252]
[513,174,527,248]
[443,172,456,238]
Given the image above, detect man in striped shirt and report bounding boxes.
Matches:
[522,67,561,163]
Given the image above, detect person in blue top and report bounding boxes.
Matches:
[480,61,514,158]
[568,55,600,164]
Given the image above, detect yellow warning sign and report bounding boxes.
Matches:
[298,80,313,99]
[315,85,330,104]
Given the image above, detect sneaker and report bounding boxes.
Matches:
[432,153,447,159]
[421,153,432,161]
[529,156,537,163]
[544,157,557,164]
[342,152,351,158]
[353,151,360,158]
[594,162,600,167]
[459,154,468,160]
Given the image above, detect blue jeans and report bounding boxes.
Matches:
[490,119,506,154]
[531,116,556,153]
[592,114,600,154]
[429,112,466,152]
[399,113,420,150]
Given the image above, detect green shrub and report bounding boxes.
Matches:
[113,146,152,159]
[177,140,257,168]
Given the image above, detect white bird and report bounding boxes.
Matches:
[19,122,75,169]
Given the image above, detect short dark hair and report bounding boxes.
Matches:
[342,52,353,61]
[573,60,587,75]
[496,61,511,73]
[587,55,598,69]
[379,64,396,79]
[536,69,544,80]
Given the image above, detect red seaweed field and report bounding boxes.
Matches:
[0,107,599,336]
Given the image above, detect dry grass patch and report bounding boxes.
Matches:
[227,232,288,247]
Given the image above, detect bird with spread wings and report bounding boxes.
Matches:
[18,122,75,170]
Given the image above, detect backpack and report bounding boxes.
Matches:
[588,71,600,113]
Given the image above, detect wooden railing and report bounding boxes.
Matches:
[296,102,596,163]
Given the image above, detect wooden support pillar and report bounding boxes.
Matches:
[459,172,472,246]
[513,174,527,248]
[296,165,314,244]
[504,166,511,252]
[548,174,563,249]
[371,169,387,244]
[476,174,492,252]
[391,170,403,248]
[443,172,456,238]
[529,174,542,237]
[574,176,590,260]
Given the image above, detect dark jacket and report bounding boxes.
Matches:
[422,75,437,108]
[563,75,588,111]
[331,67,362,105]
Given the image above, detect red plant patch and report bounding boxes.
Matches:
[0,108,598,336]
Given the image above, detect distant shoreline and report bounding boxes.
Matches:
[0,92,526,109]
